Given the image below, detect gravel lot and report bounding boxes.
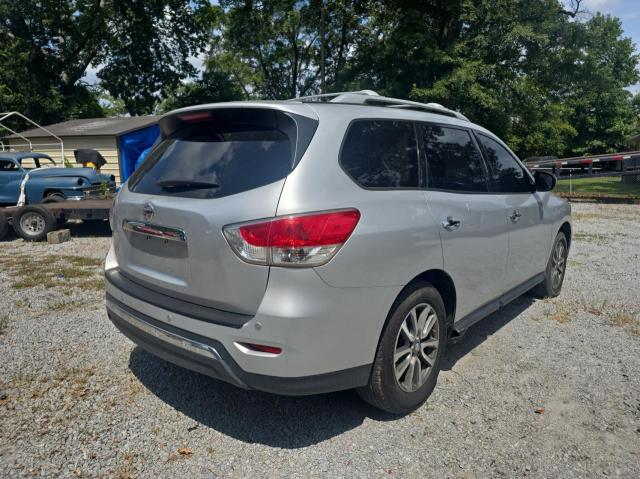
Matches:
[1,203,639,478]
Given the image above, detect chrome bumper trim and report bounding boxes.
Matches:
[122,220,187,242]
[107,298,216,360]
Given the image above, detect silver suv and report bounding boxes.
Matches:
[105,91,571,414]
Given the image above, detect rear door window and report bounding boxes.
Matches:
[340,120,420,188]
[420,124,488,192]
[129,109,301,199]
[476,133,532,193]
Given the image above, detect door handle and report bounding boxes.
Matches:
[509,210,522,223]
[441,216,461,231]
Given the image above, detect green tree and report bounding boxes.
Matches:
[359,0,638,157]
[560,14,639,154]
[215,0,319,99]
[158,68,244,112]
[0,0,215,120]
[214,0,365,99]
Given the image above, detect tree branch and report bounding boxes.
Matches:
[560,0,584,18]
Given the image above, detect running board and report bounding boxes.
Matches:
[452,273,545,334]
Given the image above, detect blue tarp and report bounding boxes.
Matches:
[118,124,160,182]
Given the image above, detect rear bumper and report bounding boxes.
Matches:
[104,240,401,393]
[106,294,370,395]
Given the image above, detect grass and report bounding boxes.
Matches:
[555,176,640,198]
[46,299,90,312]
[573,232,610,243]
[0,314,8,335]
[541,299,640,335]
[0,254,103,290]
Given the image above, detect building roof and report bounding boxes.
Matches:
[3,116,158,139]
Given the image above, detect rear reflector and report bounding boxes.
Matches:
[241,343,282,355]
[223,209,360,267]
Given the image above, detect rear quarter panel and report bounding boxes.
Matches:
[276,111,444,289]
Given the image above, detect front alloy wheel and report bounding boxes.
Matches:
[357,282,447,414]
[394,303,439,392]
[530,231,569,298]
[550,239,567,291]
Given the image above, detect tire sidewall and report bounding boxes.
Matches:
[0,211,8,240]
[378,285,448,413]
[42,194,65,204]
[13,206,56,241]
[546,232,568,296]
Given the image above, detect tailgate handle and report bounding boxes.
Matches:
[123,220,187,242]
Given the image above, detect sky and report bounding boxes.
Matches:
[82,1,640,91]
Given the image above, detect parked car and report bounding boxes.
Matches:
[105,92,571,414]
[0,152,115,206]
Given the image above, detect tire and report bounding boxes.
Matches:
[12,205,57,241]
[357,282,448,415]
[530,231,568,298]
[42,193,65,204]
[42,195,67,223]
[0,211,8,240]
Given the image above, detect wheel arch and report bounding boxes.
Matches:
[43,189,65,199]
[398,269,457,329]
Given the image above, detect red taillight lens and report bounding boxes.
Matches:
[238,220,271,247]
[223,209,360,267]
[178,111,212,122]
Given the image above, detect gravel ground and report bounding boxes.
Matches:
[1,203,639,479]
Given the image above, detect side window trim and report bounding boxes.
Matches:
[473,130,534,194]
[416,121,491,194]
[338,118,424,191]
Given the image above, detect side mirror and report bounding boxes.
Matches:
[533,170,556,192]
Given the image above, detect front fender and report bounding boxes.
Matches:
[546,193,572,254]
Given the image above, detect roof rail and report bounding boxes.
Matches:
[287,90,468,121]
[288,90,380,103]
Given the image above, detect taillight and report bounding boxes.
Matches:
[223,209,360,267]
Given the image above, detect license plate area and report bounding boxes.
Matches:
[122,220,190,280]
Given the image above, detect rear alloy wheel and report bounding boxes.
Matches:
[12,205,57,241]
[394,303,440,392]
[358,282,447,414]
[530,231,568,298]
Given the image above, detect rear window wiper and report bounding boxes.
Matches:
[157,179,219,190]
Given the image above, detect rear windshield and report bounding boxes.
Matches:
[129,109,298,199]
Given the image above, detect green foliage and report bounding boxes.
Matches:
[215,0,365,98]
[158,68,243,112]
[555,176,640,198]
[1,0,638,159]
[99,180,109,198]
[0,0,215,120]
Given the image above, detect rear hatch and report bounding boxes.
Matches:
[112,105,318,315]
